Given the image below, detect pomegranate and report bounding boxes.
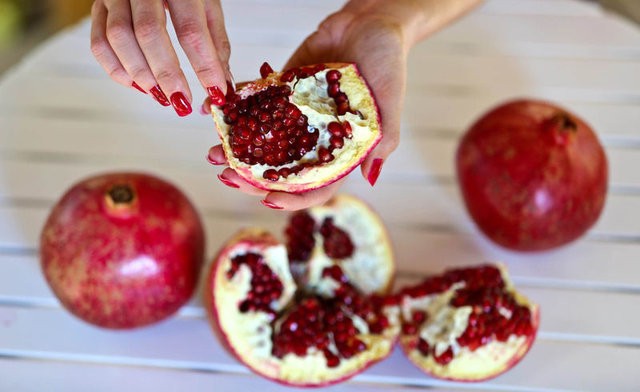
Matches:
[397,264,539,381]
[205,195,398,386]
[456,98,608,251]
[211,62,381,193]
[40,172,205,329]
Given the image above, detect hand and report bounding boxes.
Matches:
[205,0,482,211]
[205,9,410,211]
[90,0,231,117]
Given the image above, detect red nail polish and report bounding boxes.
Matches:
[207,86,226,106]
[131,81,146,94]
[150,85,170,106]
[261,199,283,210]
[217,174,239,188]
[368,158,384,186]
[170,92,192,117]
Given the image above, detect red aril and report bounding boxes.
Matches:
[398,264,539,381]
[40,172,205,329]
[211,62,381,193]
[205,195,397,386]
[456,99,608,251]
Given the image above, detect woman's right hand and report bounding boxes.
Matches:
[90,0,231,116]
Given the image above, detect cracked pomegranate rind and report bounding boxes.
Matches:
[211,62,381,193]
[398,264,539,381]
[205,195,398,387]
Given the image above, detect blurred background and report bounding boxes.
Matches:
[0,0,92,74]
[0,0,638,77]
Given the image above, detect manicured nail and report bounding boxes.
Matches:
[150,85,170,106]
[207,86,226,106]
[170,92,192,117]
[217,173,239,188]
[261,199,283,210]
[131,81,146,94]
[368,158,384,186]
[226,80,235,95]
[207,148,224,165]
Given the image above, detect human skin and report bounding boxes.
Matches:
[91,0,483,210]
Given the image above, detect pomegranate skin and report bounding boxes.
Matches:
[456,99,608,251]
[40,172,205,329]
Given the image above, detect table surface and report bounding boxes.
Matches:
[1,0,639,391]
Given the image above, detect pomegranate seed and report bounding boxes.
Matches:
[326,70,341,83]
[327,121,344,137]
[433,348,454,365]
[280,70,296,83]
[327,83,340,97]
[318,148,334,163]
[329,135,344,150]
[320,218,354,259]
[343,121,353,138]
[286,212,316,262]
[228,252,283,314]
[263,169,279,182]
[417,338,431,356]
[259,62,274,79]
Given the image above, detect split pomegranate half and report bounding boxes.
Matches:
[397,264,539,381]
[205,195,397,386]
[211,62,381,193]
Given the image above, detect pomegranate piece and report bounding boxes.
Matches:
[456,98,608,251]
[205,195,398,387]
[40,172,205,329]
[398,264,539,381]
[211,62,382,193]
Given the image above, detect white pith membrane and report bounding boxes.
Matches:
[212,63,381,192]
[399,265,539,381]
[293,194,394,297]
[212,221,398,386]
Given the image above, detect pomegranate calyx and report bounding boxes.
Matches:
[107,184,135,204]
[544,112,578,146]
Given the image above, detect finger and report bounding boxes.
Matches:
[130,0,193,116]
[102,0,164,100]
[206,144,227,165]
[90,1,133,88]
[167,0,229,105]
[262,180,344,211]
[200,96,212,115]
[217,168,269,197]
[203,0,232,76]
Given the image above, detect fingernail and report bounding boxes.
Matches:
[170,92,192,117]
[200,102,210,115]
[217,173,239,188]
[207,86,226,106]
[226,80,235,95]
[131,81,147,94]
[261,199,283,210]
[368,158,384,186]
[150,85,170,106]
[207,148,224,165]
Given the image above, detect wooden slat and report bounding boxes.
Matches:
[1,358,469,392]
[3,251,640,342]
[0,304,638,391]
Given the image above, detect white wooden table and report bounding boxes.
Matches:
[1,0,639,390]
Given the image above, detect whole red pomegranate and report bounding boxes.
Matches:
[40,172,205,329]
[211,62,381,193]
[456,99,608,251]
